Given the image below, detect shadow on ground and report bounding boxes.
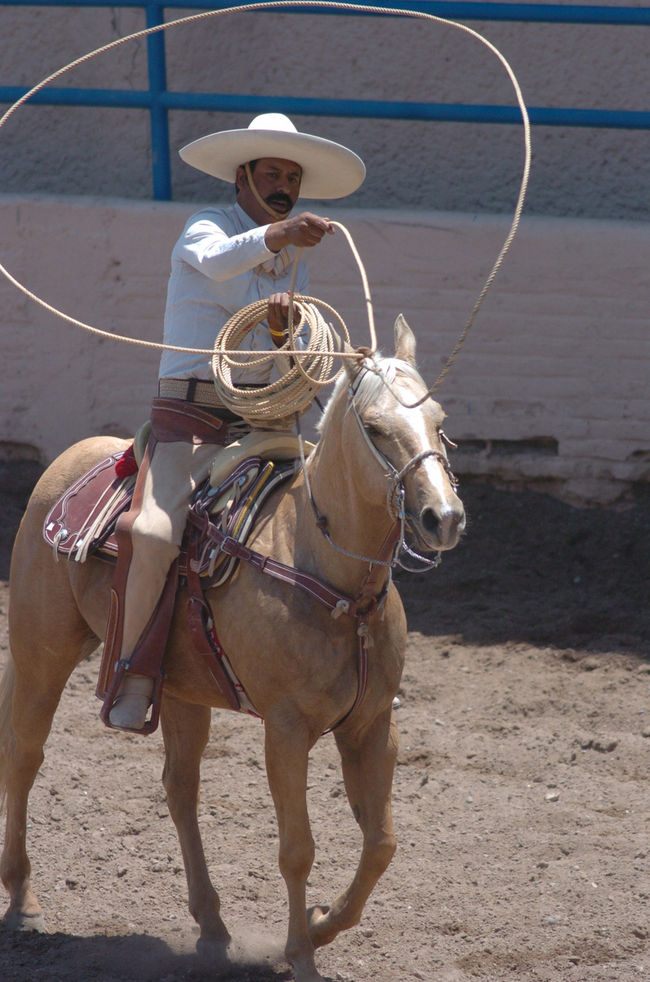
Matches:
[0,923,295,982]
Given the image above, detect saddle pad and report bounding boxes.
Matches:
[43,446,298,582]
[43,452,135,562]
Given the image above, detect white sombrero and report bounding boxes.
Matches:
[179,113,366,200]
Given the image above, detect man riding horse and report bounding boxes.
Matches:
[103,113,366,732]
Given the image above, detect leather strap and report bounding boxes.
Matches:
[187,509,355,616]
[98,432,179,734]
[150,397,234,445]
[348,522,401,616]
[184,529,241,712]
[96,432,157,700]
[184,510,401,731]
[98,560,179,735]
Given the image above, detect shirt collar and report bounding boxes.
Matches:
[233,201,259,232]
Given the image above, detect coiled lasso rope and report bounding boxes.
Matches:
[211,219,376,421]
[212,294,349,424]
[0,1,531,412]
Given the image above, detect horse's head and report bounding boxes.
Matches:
[324,315,466,557]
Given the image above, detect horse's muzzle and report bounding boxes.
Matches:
[418,500,466,551]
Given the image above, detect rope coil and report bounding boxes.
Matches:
[211,294,350,423]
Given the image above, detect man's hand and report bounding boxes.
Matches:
[265,212,334,253]
[268,292,293,347]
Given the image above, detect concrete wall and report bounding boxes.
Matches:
[1,4,648,220]
[1,195,648,507]
[2,4,647,507]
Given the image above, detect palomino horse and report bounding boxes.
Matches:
[0,316,465,982]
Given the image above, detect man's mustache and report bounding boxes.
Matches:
[266,193,293,209]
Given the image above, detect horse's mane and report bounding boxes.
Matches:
[317,353,426,436]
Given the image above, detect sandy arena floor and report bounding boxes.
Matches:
[0,463,648,982]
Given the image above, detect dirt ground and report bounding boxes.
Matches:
[0,461,648,982]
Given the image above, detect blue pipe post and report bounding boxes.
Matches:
[146,1,171,200]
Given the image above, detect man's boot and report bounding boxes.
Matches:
[108,675,155,730]
[98,553,179,734]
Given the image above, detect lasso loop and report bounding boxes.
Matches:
[0,0,531,402]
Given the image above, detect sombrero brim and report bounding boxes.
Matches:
[179,127,366,200]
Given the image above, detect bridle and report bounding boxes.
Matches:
[300,364,460,572]
[350,394,460,573]
[351,400,459,514]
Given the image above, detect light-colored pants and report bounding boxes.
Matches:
[119,438,219,661]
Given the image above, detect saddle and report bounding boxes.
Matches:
[43,428,310,575]
[42,422,380,738]
[42,428,313,731]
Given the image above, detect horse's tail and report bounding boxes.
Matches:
[0,655,16,815]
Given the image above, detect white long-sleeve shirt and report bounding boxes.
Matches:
[159,202,309,384]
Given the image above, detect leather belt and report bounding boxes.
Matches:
[158,377,224,408]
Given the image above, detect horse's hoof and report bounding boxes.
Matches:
[307,905,335,948]
[2,909,47,933]
[288,948,327,982]
[195,934,231,968]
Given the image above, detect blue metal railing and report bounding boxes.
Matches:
[1,1,649,200]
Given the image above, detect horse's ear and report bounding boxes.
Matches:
[342,340,361,381]
[394,314,417,365]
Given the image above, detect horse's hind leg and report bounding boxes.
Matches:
[0,634,87,931]
[160,695,231,958]
[308,707,398,948]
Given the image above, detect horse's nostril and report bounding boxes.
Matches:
[420,506,465,543]
[421,508,439,535]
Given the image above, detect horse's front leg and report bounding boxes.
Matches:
[308,706,398,948]
[264,713,323,982]
[160,695,230,957]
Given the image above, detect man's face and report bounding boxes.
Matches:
[236,157,302,223]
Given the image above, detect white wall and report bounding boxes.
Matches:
[1,195,647,507]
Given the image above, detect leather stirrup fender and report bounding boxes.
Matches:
[99,559,180,734]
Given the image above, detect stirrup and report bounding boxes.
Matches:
[99,660,163,735]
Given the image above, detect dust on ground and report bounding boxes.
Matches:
[0,461,648,982]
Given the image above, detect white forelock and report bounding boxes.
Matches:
[317,355,427,436]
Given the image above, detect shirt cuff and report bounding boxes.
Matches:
[258,223,280,256]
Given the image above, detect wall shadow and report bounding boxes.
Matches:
[0,460,44,580]
[397,480,650,659]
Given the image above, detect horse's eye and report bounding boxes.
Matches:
[364,423,382,439]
